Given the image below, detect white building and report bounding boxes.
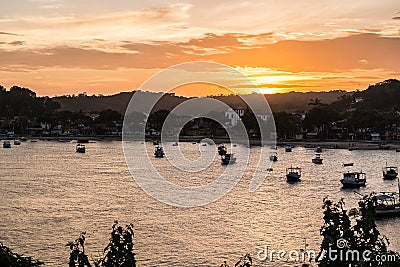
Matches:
[225,107,245,127]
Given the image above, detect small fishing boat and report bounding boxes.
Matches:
[286,167,301,182]
[30,140,38,143]
[172,142,178,146]
[13,140,21,145]
[20,137,27,142]
[269,152,278,162]
[379,142,390,150]
[315,146,323,153]
[267,168,273,172]
[343,163,354,167]
[285,145,292,152]
[312,154,323,164]
[154,146,165,158]
[202,143,207,146]
[340,171,366,188]
[374,193,400,218]
[58,139,70,143]
[3,140,11,148]
[374,178,400,218]
[383,165,398,180]
[396,149,400,153]
[76,144,86,153]
[221,153,236,165]
[218,145,227,156]
[153,140,159,146]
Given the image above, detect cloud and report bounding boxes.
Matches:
[0,33,399,75]
[0,31,20,36]
[8,41,25,46]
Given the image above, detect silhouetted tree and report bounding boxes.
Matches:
[0,242,43,267]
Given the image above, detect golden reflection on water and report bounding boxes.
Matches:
[0,141,399,266]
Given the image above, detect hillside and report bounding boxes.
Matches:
[52,90,350,114]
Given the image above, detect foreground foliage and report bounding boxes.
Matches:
[0,242,43,267]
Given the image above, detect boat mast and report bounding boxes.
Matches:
[397,177,400,203]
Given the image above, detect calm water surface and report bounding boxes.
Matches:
[0,141,399,266]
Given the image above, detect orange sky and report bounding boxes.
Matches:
[0,1,399,96]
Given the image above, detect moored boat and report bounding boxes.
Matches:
[76,144,86,153]
[341,171,366,188]
[218,145,227,156]
[374,178,400,218]
[286,167,301,182]
[221,153,236,165]
[285,145,292,152]
[13,140,21,145]
[343,163,354,167]
[3,140,11,148]
[315,146,322,153]
[312,154,323,164]
[269,152,278,162]
[383,166,398,180]
[154,146,165,158]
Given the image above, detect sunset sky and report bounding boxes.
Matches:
[0,0,399,96]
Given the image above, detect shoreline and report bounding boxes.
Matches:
[3,135,400,150]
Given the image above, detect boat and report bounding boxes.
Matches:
[77,139,89,144]
[285,145,292,152]
[340,171,366,188]
[153,140,159,146]
[3,140,11,148]
[154,146,165,158]
[267,168,273,172]
[269,152,278,162]
[218,145,227,156]
[221,153,236,165]
[202,143,207,146]
[348,143,358,151]
[76,144,86,153]
[383,165,398,180]
[396,149,400,153]
[13,140,21,145]
[379,142,390,150]
[58,139,70,143]
[374,178,400,218]
[30,140,38,143]
[172,142,178,146]
[312,154,323,164]
[374,193,400,218]
[20,137,27,142]
[343,163,354,167]
[315,146,323,153]
[286,167,301,182]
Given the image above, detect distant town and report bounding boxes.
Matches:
[1,79,400,143]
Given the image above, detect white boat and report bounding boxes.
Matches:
[374,178,400,218]
[315,146,322,153]
[286,167,301,182]
[383,166,398,180]
[285,145,292,152]
[312,154,323,164]
[154,146,164,158]
[340,171,366,188]
[269,152,278,162]
[3,140,11,148]
[13,140,21,145]
[76,144,86,153]
[221,153,236,165]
